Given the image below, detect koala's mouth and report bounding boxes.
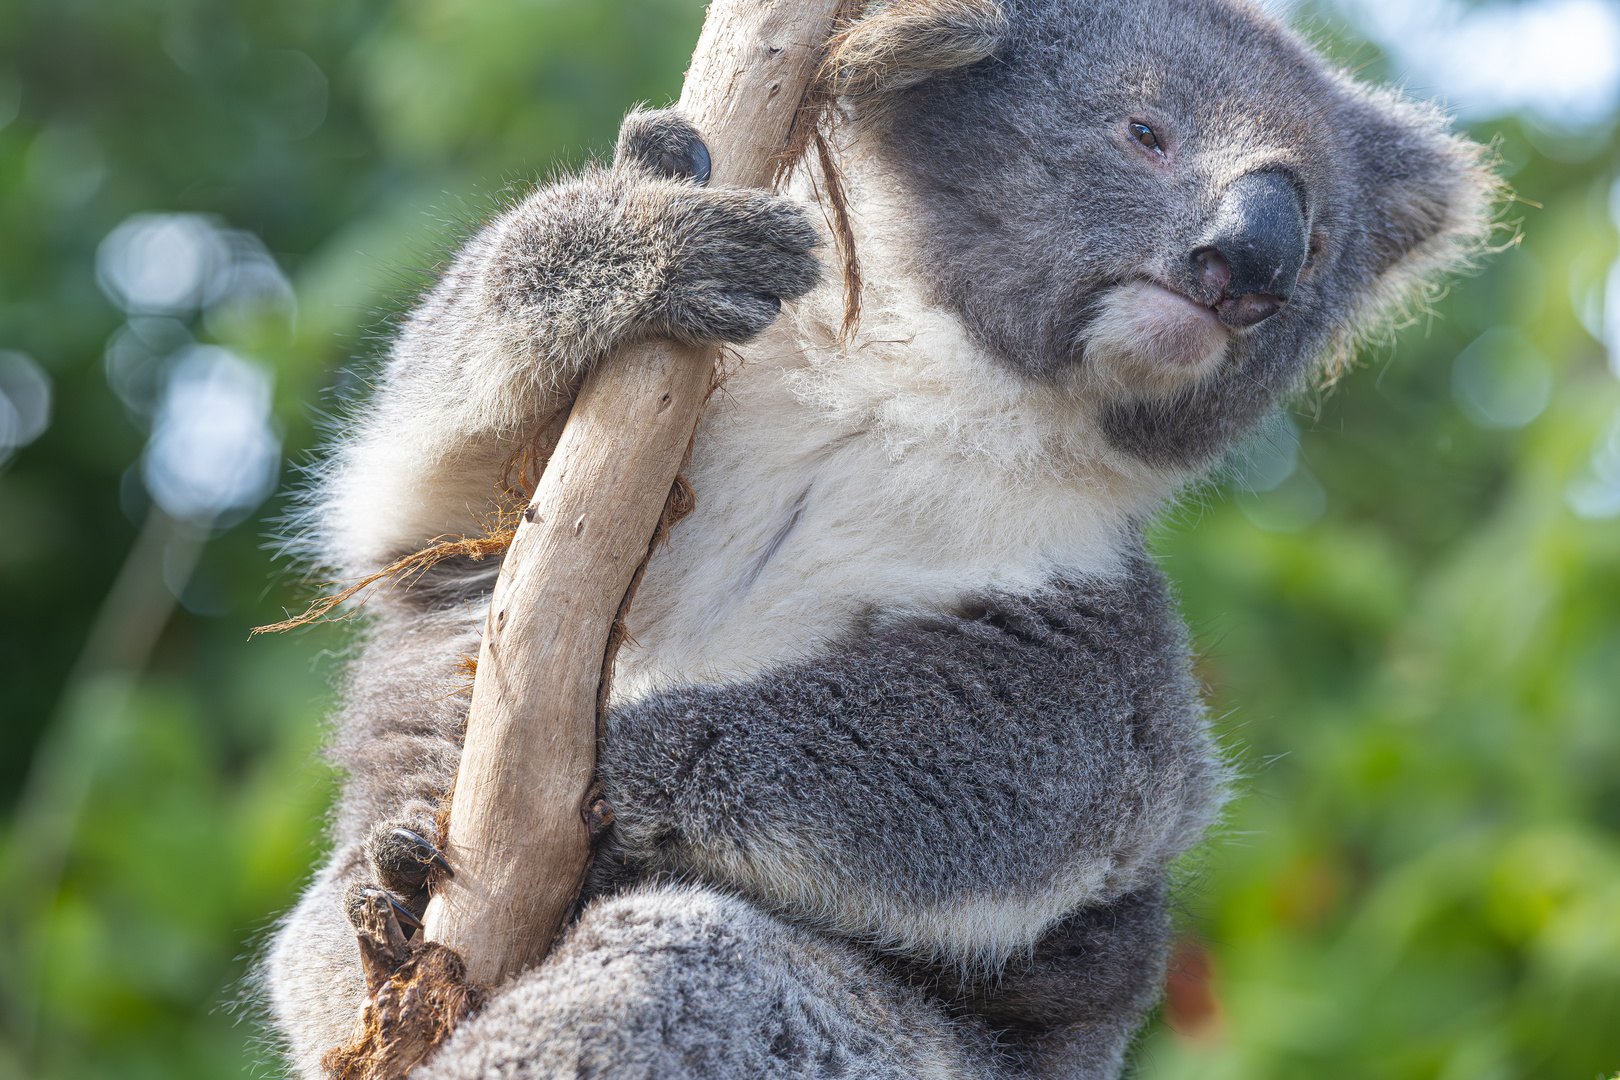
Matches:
[1126,281,1232,368]
[1139,282,1224,336]
[1078,280,1232,393]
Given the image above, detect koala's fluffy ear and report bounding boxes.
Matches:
[1330,83,1500,364]
[819,0,1007,105]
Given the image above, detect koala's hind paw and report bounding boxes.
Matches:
[325,884,486,1079]
[365,819,452,900]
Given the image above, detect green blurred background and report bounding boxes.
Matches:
[0,0,1615,1077]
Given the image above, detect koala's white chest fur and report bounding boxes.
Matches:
[611,232,1178,704]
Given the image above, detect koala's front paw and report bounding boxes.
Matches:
[656,190,823,344]
[615,109,823,345]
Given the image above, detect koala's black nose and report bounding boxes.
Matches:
[1191,171,1307,329]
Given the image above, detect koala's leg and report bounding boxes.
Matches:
[315,108,821,577]
[263,607,478,1077]
[415,885,999,1080]
[951,886,1174,1080]
[328,606,477,890]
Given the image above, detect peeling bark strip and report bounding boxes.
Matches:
[419,0,855,989]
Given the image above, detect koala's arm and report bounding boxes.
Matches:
[313,111,820,576]
[591,556,1227,970]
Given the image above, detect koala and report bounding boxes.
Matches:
[262,0,1495,1077]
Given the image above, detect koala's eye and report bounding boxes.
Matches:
[1129,121,1164,156]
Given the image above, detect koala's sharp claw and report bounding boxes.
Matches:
[656,135,711,184]
[585,796,616,840]
[618,108,712,184]
[366,820,454,894]
[363,886,425,931]
[389,827,455,879]
[688,139,712,186]
[345,878,425,946]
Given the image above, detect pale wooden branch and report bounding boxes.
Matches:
[419,0,851,988]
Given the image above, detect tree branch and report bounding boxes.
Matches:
[418,0,852,988]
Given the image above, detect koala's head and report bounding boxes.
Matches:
[823,0,1498,470]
